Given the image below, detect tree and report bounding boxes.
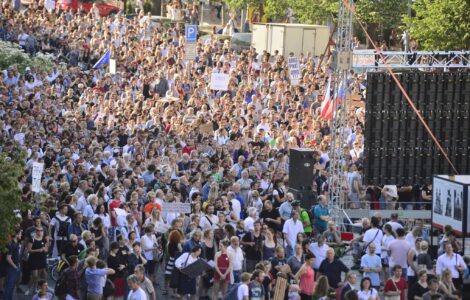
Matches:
[354,0,407,43]
[264,0,337,24]
[0,151,28,250]
[405,0,470,50]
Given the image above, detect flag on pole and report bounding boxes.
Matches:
[92,49,111,69]
[325,79,347,119]
[321,77,332,119]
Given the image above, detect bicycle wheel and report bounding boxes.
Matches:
[50,264,59,281]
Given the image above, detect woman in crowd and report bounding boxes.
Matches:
[213,240,232,299]
[175,245,203,300]
[410,270,429,300]
[381,223,396,282]
[165,229,184,297]
[141,224,159,284]
[312,275,330,300]
[294,252,316,300]
[107,241,127,299]
[357,277,379,300]
[439,269,461,300]
[26,226,48,295]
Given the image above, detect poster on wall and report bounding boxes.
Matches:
[432,176,464,233]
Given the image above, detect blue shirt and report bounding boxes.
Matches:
[313,204,329,233]
[360,253,382,287]
[85,268,107,294]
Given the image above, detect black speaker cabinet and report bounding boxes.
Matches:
[289,148,316,191]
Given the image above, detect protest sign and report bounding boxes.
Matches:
[32,162,44,192]
[210,73,230,91]
[162,202,191,214]
[288,57,301,86]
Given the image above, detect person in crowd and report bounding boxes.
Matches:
[140,224,159,284]
[84,256,116,300]
[213,240,232,299]
[4,229,22,300]
[31,279,54,300]
[283,210,304,259]
[422,278,442,300]
[339,271,357,300]
[384,265,408,300]
[250,269,266,300]
[309,235,329,274]
[381,223,396,281]
[107,241,127,299]
[288,243,305,275]
[134,264,156,300]
[313,195,331,235]
[227,236,244,284]
[410,270,430,300]
[438,268,461,300]
[357,277,379,300]
[259,200,282,233]
[318,248,349,289]
[388,227,411,278]
[26,224,48,295]
[127,274,148,300]
[312,275,330,300]
[436,242,467,291]
[360,243,382,290]
[262,226,277,261]
[164,229,184,297]
[238,272,252,300]
[175,245,202,300]
[241,220,264,272]
[294,252,316,300]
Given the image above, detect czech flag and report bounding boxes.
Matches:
[320,77,332,119]
[324,79,346,119]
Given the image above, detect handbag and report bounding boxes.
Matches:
[384,279,401,300]
[103,278,116,298]
[170,252,189,288]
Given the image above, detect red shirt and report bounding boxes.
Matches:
[384,277,408,300]
[108,200,121,227]
[182,146,196,155]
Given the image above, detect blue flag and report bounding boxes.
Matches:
[93,49,111,69]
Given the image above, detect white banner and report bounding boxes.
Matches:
[32,162,44,193]
[162,202,191,214]
[109,59,116,74]
[288,57,301,86]
[210,73,230,91]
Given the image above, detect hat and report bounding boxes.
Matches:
[292,200,300,207]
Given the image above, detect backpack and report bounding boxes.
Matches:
[54,268,69,298]
[223,283,242,300]
[55,216,70,238]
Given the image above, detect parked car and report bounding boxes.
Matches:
[56,0,120,17]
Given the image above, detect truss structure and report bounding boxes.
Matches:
[353,50,470,69]
[328,0,354,211]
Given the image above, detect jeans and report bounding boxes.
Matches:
[285,245,294,259]
[233,270,242,283]
[4,266,19,300]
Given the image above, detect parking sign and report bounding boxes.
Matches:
[185,25,198,42]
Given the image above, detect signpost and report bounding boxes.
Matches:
[185,25,198,61]
[185,25,198,42]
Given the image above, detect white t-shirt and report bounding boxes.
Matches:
[244,216,255,232]
[363,228,383,255]
[283,219,304,247]
[127,287,148,300]
[237,283,249,300]
[227,246,244,271]
[309,242,329,269]
[357,288,378,300]
[141,234,157,260]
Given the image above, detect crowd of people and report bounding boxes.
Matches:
[0,2,469,300]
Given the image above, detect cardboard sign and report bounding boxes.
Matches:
[210,73,230,91]
[155,223,171,234]
[199,123,214,135]
[162,202,191,214]
[32,162,44,192]
[287,57,301,86]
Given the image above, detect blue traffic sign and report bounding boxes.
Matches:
[185,25,198,42]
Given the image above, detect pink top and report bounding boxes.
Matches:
[299,265,315,295]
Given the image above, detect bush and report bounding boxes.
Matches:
[0,41,54,73]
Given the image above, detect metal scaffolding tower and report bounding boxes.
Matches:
[328,0,354,210]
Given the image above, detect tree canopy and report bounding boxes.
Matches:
[405,0,470,50]
[0,151,28,250]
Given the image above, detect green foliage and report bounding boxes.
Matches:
[263,0,337,24]
[224,0,259,10]
[143,0,152,14]
[0,41,55,73]
[0,151,28,251]
[404,0,470,50]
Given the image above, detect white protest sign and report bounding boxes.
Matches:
[109,59,116,74]
[32,162,44,192]
[185,42,197,61]
[288,57,301,86]
[155,223,171,234]
[210,73,230,91]
[162,202,192,214]
[114,208,128,217]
